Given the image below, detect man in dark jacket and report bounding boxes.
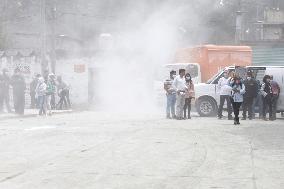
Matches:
[0,68,12,113]
[242,72,258,120]
[10,68,26,115]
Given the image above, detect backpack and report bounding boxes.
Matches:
[46,82,56,95]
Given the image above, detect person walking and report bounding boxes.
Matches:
[270,75,280,120]
[164,70,176,119]
[0,68,12,113]
[260,75,273,121]
[30,74,41,109]
[242,72,258,120]
[217,71,233,120]
[56,76,69,110]
[229,76,246,125]
[173,69,187,120]
[35,77,47,116]
[10,68,26,115]
[183,73,195,119]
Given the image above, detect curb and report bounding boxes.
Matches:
[0,110,74,121]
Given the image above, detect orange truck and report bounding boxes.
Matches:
[174,45,252,82]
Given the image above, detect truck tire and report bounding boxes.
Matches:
[196,97,217,117]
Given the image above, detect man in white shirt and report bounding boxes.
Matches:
[173,69,187,120]
[217,71,233,120]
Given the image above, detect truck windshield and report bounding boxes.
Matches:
[206,71,222,84]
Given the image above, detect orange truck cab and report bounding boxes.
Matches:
[174,45,252,83]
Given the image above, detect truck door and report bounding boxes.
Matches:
[266,68,284,111]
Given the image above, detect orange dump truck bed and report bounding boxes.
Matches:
[174,45,252,82]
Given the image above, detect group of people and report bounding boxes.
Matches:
[218,71,280,125]
[164,69,195,120]
[164,68,281,125]
[0,68,71,116]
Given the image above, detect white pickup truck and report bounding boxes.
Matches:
[194,66,284,117]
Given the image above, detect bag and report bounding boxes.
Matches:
[46,82,55,95]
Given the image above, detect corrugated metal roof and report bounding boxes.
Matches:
[252,46,284,66]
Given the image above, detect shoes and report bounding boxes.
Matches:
[241,117,246,120]
[234,118,240,125]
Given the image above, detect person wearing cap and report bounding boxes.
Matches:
[269,75,280,120]
[10,68,26,115]
[217,70,233,120]
[260,75,273,121]
[242,72,258,120]
[0,68,12,113]
[164,70,176,119]
[229,76,246,125]
[173,69,187,120]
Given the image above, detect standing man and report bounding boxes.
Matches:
[173,69,187,120]
[270,75,280,120]
[0,68,12,113]
[10,68,26,115]
[217,71,233,120]
[164,70,176,119]
[242,72,258,120]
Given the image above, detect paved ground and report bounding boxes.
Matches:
[0,111,283,189]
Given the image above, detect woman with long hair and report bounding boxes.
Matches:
[184,73,195,119]
[260,75,273,120]
[229,76,246,125]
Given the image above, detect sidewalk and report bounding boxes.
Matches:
[0,109,73,120]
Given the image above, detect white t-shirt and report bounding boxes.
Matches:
[173,75,187,91]
[218,77,232,96]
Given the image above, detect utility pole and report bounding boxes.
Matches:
[235,0,243,44]
[40,0,47,74]
[0,0,8,49]
[50,0,57,74]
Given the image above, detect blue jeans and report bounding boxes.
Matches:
[166,93,176,117]
[38,95,46,115]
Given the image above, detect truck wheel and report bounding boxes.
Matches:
[196,97,217,117]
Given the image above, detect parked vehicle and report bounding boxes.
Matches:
[174,45,252,82]
[194,66,284,117]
